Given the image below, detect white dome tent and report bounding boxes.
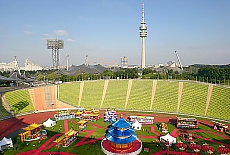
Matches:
[132,121,142,130]
[160,133,176,146]
[0,137,13,151]
[43,118,56,128]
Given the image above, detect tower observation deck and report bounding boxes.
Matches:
[139,3,147,69]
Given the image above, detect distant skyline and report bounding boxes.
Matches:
[0,0,230,67]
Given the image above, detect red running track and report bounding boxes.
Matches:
[0,111,56,139]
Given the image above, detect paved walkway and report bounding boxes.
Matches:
[171,128,179,137]
[64,119,70,133]
[151,126,160,136]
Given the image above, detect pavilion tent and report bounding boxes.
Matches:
[160,133,176,146]
[132,121,142,130]
[43,118,56,127]
[0,137,13,150]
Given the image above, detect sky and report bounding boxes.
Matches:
[0,0,230,67]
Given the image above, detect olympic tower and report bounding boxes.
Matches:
[139,3,147,69]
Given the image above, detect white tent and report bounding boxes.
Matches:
[160,133,176,146]
[0,137,13,150]
[43,118,56,127]
[132,121,142,130]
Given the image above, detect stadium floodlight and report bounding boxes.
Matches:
[47,39,64,69]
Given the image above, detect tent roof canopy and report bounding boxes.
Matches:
[23,123,42,131]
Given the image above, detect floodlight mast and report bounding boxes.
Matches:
[47,39,64,69]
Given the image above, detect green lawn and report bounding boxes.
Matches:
[1,116,230,155]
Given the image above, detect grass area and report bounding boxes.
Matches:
[4,89,34,114]
[135,125,156,136]
[1,116,230,155]
[58,82,80,106]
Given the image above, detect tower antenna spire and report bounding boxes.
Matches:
[139,2,147,69]
[142,3,145,22]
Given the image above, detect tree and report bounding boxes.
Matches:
[125,68,138,79]
[142,68,153,75]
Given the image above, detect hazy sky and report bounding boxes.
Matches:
[0,0,230,67]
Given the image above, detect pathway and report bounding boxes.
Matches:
[151,126,160,136]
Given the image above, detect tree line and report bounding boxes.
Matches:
[1,64,229,86]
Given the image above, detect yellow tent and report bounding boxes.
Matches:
[23,123,43,131]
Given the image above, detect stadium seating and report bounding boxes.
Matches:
[31,87,46,111]
[126,80,153,111]
[206,86,230,120]
[2,79,230,121]
[0,97,12,119]
[80,80,104,108]
[59,82,81,106]
[4,89,34,114]
[31,86,59,111]
[179,82,208,116]
[102,80,128,109]
[152,80,178,112]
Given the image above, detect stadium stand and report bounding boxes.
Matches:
[179,82,208,115]
[152,80,178,113]
[177,81,183,113]
[44,86,54,108]
[0,95,12,119]
[206,86,230,120]
[126,80,153,111]
[32,87,47,111]
[102,80,129,109]
[204,84,213,116]
[4,89,34,114]
[58,82,81,107]
[1,79,230,121]
[150,80,157,111]
[80,80,104,108]
[100,80,109,108]
[124,80,132,109]
[48,85,75,109]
